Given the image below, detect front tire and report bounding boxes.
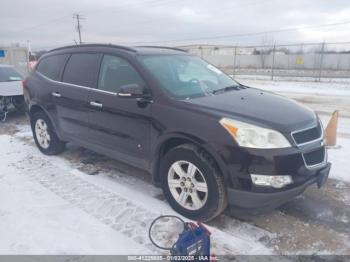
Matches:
[31,110,65,155]
[160,144,227,221]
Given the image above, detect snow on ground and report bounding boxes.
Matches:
[0,131,273,255]
[0,172,149,255]
[236,76,350,96]
[0,135,149,255]
[328,138,350,183]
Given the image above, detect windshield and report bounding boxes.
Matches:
[139,55,239,99]
[0,67,23,82]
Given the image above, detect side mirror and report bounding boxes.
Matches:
[118,84,144,97]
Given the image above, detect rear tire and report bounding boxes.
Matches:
[31,110,65,155]
[160,144,227,221]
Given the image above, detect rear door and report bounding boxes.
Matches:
[34,54,70,126]
[55,53,101,143]
[87,54,152,169]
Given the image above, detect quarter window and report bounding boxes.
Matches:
[98,55,144,93]
[62,53,100,87]
[36,54,69,81]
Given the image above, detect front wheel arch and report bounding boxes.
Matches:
[152,134,229,187]
[159,143,228,221]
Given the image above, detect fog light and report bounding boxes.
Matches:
[250,174,293,188]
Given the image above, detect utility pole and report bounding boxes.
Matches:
[73,13,84,44]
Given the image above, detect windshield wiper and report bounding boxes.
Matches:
[212,85,241,95]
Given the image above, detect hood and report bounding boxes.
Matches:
[0,80,23,96]
[184,87,317,132]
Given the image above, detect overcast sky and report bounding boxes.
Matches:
[1,0,350,50]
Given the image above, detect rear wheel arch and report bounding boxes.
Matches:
[29,104,43,117]
[29,104,62,140]
[31,109,66,155]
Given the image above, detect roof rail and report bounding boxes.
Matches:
[136,46,187,52]
[49,44,137,53]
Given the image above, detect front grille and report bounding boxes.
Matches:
[292,123,322,145]
[303,147,325,167]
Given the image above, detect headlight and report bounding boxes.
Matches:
[219,118,291,149]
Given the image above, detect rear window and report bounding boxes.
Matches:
[36,54,69,81]
[0,67,22,82]
[62,53,100,88]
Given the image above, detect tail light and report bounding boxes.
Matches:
[22,78,32,102]
[22,78,28,89]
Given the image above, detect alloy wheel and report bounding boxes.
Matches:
[35,118,51,149]
[167,160,208,210]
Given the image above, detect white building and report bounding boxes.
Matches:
[178,44,255,56]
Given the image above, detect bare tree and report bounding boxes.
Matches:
[259,35,274,69]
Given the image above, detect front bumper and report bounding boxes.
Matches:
[227,163,331,212]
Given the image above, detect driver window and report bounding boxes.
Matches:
[98,55,144,93]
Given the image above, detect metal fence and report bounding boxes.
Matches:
[0,45,29,76]
[179,42,350,81]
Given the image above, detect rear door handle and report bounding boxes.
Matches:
[90,101,103,108]
[51,92,61,98]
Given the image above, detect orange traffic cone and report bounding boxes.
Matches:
[325,110,339,147]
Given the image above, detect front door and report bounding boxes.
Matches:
[88,54,152,169]
[55,53,101,142]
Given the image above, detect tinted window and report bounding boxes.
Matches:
[36,54,68,81]
[0,67,22,82]
[63,53,100,87]
[98,55,144,93]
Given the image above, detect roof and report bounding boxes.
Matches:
[49,44,188,55]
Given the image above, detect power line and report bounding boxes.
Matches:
[185,41,350,49]
[98,0,268,31]
[123,20,350,45]
[82,0,174,16]
[8,0,175,35]
[73,14,85,44]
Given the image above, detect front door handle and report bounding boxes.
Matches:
[51,92,61,98]
[90,101,103,108]
[136,97,154,104]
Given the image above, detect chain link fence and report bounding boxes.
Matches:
[179,42,350,81]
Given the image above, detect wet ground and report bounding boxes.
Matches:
[1,97,350,255]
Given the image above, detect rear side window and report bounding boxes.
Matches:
[62,53,100,88]
[36,54,68,81]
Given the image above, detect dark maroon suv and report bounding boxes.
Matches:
[23,44,331,221]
